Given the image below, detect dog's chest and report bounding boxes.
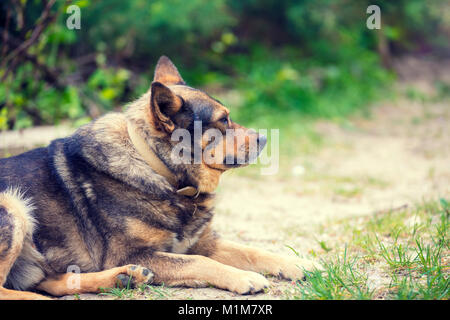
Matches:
[171,224,207,254]
[170,201,213,254]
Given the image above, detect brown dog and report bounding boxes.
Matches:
[0,56,318,299]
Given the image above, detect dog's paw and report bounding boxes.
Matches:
[274,257,323,281]
[226,270,270,295]
[116,264,154,288]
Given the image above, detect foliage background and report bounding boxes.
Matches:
[0,0,448,130]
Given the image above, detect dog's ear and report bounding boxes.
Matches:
[153,56,185,85]
[150,81,183,133]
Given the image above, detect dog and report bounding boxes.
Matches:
[0,56,318,299]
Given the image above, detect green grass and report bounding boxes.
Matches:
[143,283,174,300]
[286,198,449,300]
[98,275,136,299]
[99,287,136,299]
[98,280,174,300]
[289,246,374,300]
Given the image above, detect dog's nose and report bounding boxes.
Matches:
[257,134,267,150]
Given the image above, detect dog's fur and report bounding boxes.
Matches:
[0,57,317,299]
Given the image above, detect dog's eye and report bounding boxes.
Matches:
[219,117,228,126]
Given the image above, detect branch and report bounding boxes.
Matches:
[1,0,57,81]
[0,27,65,89]
[1,5,12,58]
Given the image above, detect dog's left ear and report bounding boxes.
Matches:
[150,81,183,133]
[153,56,185,85]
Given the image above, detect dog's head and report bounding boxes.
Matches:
[129,56,266,193]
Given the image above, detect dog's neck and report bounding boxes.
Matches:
[127,121,200,198]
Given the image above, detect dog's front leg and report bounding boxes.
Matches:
[194,238,321,281]
[133,252,269,294]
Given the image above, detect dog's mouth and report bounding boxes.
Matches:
[208,165,228,172]
[207,151,261,171]
[223,138,267,170]
[222,156,249,168]
[201,133,267,172]
[202,158,241,172]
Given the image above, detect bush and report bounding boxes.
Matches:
[0,0,447,129]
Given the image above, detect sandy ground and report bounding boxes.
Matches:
[180,96,449,300]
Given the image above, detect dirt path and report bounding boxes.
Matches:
[166,96,448,300]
